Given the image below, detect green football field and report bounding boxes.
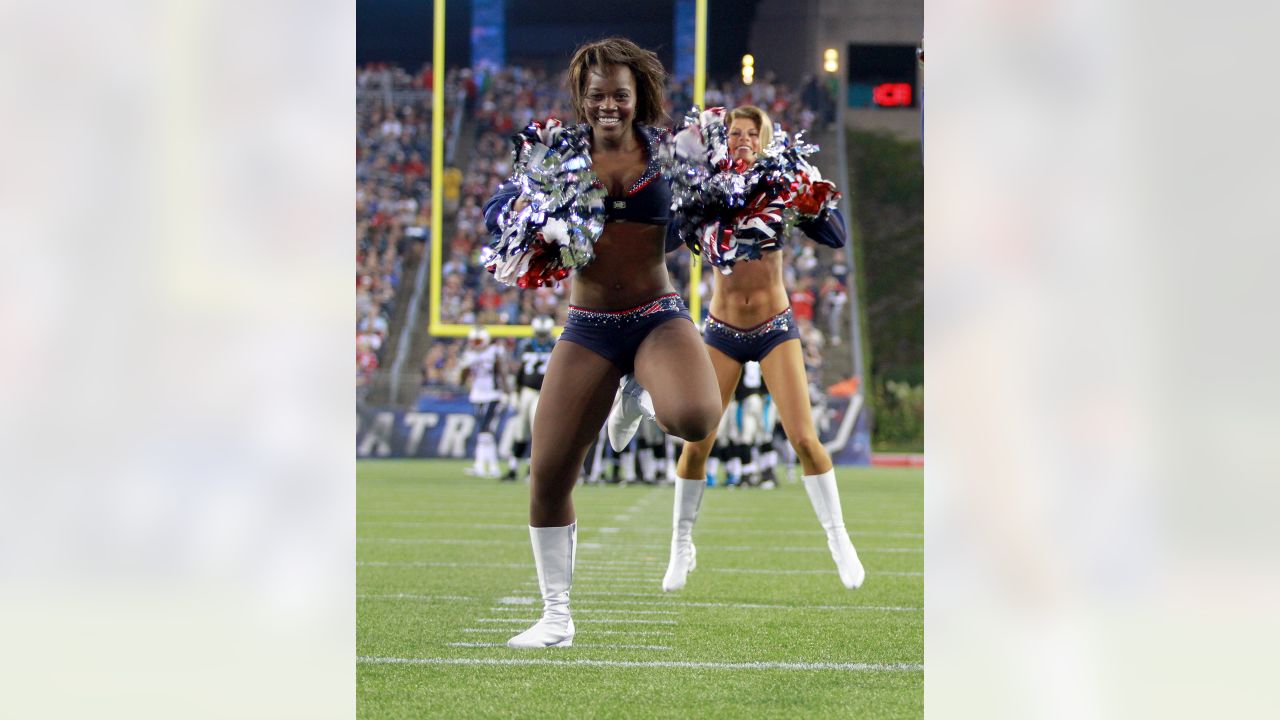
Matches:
[358,460,923,719]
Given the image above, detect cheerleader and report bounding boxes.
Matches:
[609,105,866,592]
[483,38,721,648]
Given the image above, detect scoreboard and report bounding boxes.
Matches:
[847,44,919,109]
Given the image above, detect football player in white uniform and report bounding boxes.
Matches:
[503,316,556,482]
[461,326,507,478]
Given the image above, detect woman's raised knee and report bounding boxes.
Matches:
[661,402,722,442]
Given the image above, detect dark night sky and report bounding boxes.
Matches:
[357,0,759,81]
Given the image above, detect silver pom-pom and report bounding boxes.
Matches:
[482,119,606,288]
[662,107,842,273]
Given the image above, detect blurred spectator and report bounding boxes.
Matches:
[359,308,388,339]
[803,327,825,376]
[819,276,847,345]
[357,334,379,381]
[790,276,817,328]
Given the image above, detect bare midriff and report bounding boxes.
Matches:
[571,222,673,310]
[708,251,790,327]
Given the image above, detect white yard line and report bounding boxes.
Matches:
[359,560,529,569]
[358,538,921,553]
[584,544,923,554]
[358,538,524,546]
[576,567,666,572]
[361,521,526,530]
[460,628,674,636]
[356,594,473,601]
[623,528,923,539]
[707,567,922,577]
[488,597,918,613]
[358,656,923,672]
[591,599,919,612]
[523,579,658,585]
[709,542,922,554]
[570,590,667,598]
[358,509,527,517]
[446,642,672,651]
[488,607,678,616]
[698,518,921,529]
[358,561,921,578]
[474,617,677,625]
[358,559,662,571]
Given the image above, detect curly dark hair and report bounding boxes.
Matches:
[567,37,669,128]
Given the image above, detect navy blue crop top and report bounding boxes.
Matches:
[600,123,672,226]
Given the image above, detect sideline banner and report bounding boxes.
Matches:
[357,392,870,465]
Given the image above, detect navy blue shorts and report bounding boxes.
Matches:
[703,307,801,364]
[560,293,693,375]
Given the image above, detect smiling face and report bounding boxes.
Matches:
[728,116,762,162]
[582,64,636,142]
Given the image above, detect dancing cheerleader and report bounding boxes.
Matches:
[608,105,866,592]
[483,38,720,648]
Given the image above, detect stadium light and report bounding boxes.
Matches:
[823,47,839,74]
[742,53,755,85]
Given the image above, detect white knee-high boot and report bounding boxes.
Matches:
[803,470,866,589]
[507,523,576,648]
[662,477,705,591]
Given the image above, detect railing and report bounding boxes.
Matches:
[445,88,465,166]
[358,368,465,406]
[832,95,869,409]
[386,240,432,405]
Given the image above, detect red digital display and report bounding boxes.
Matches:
[873,83,912,107]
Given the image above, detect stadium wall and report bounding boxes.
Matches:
[357,394,871,465]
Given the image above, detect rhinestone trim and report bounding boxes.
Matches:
[705,307,795,339]
[567,293,685,326]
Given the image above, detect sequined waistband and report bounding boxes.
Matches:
[705,307,795,338]
[567,293,686,325]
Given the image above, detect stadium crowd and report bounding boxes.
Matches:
[357,64,469,390]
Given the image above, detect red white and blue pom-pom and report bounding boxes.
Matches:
[481,119,606,288]
[663,107,842,273]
